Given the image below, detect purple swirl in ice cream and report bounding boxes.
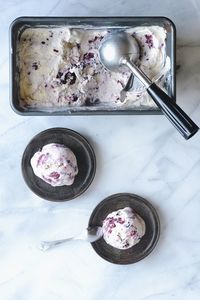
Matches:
[30,143,78,187]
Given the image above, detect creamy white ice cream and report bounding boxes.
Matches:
[18,26,170,110]
[102,207,146,249]
[30,143,78,187]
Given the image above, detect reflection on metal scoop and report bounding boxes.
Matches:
[99,32,199,140]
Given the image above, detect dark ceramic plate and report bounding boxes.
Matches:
[22,128,96,201]
[89,193,160,264]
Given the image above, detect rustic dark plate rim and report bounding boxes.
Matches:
[21,127,96,201]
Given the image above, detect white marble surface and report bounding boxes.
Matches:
[1,1,200,299]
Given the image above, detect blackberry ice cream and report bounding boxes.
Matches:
[30,143,78,187]
[18,26,170,110]
[102,207,145,249]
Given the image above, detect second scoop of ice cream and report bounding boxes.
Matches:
[102,207,146,249]
[30,143,78,187]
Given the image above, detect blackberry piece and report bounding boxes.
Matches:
[61,72,76,85]
[56,71,63,79]
[88,36,98,43]
[85,97,100,106]
[32,62,39,70]
[83,52,94,61]
[72,95,78,102]
[145,34,153,49]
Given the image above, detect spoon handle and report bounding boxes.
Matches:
[39,237,73,251]
[124,59,199,140]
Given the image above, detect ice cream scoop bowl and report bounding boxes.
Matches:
[99,32,199,140]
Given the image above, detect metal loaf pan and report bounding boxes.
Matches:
[10,16,176,116]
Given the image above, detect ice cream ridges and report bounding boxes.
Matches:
[102,207,146,249]
[18,25,170,110]
[30,143,78,187]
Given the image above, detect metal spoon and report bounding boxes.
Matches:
[39,226,103,251]
[99,32,199,140]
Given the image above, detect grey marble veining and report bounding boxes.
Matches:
[1,0,200,299]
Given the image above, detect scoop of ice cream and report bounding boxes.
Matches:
[30,143,78,187]
[102,207,145,249]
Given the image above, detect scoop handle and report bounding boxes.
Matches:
[124,59,199,140]
[147,83,199,139]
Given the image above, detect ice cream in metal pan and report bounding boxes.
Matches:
[18,26,170,110]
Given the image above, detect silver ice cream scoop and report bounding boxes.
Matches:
[39,226,103,251]
[99,32,199,140]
